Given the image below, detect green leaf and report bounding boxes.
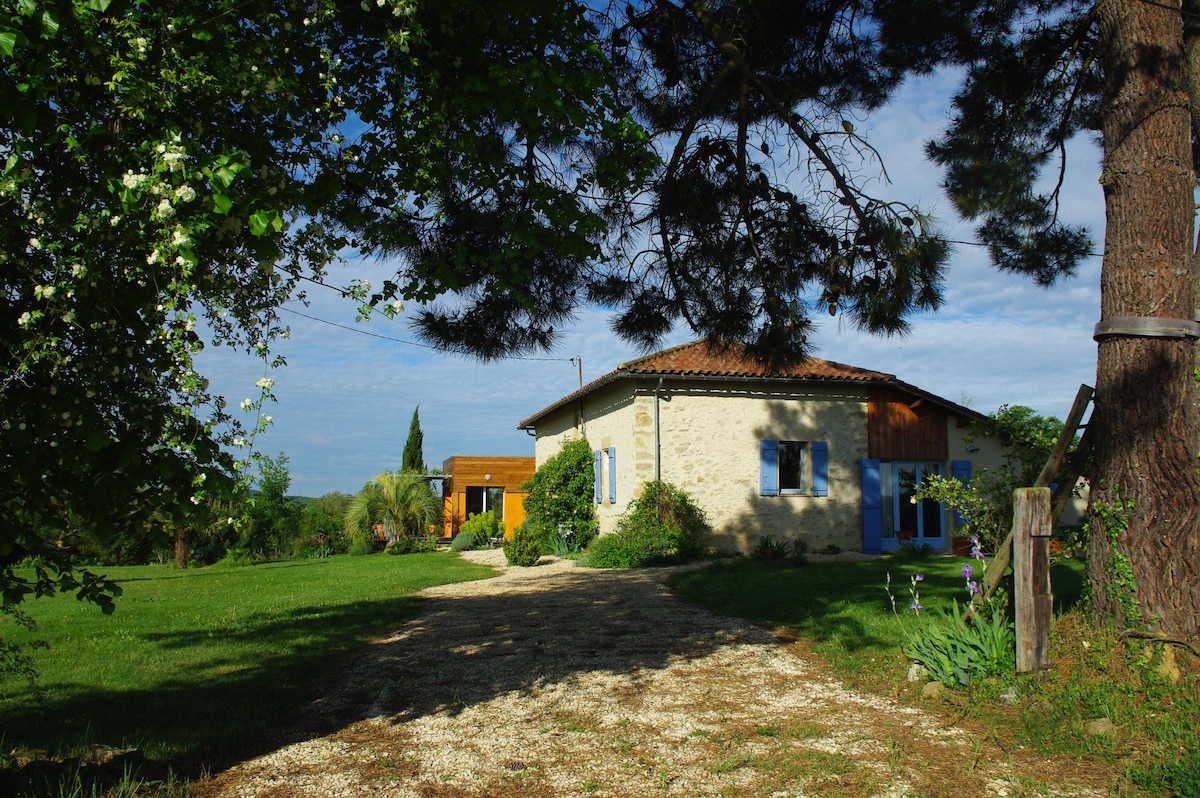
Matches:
[212,193,232,214]
[841,119,854,134]
[249,209,281,237]
[0,29,22,57]
[40,6,59,37]
[83,0,112,10]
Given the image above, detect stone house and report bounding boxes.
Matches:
[517,340,1009,554]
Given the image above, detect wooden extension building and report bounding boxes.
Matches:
[441,455,535,539]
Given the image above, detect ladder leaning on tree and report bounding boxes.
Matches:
[969,384,1095,618]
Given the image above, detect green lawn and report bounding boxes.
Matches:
[1,552,494,767]
[672,551,1087,681]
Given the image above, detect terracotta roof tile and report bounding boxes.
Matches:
[619,340,894,382]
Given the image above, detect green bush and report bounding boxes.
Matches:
[458,510,501,547]
[503,521,543,567]
[449,529,479,552]
[522,437,597,548]
[585,481,709,568]
[296,491,354,556]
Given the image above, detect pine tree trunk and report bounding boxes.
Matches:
[1091,0,1200,636]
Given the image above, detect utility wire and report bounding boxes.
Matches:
[277,305,576,363]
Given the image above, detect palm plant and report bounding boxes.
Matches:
[344,472,440,548]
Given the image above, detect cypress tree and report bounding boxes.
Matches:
[402,407,425,474]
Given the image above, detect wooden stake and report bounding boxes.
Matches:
[1014,487,1053,672]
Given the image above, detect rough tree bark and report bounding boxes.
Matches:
[1090,0,1200,636]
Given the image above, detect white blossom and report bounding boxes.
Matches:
[162,150,185,172]
[156,198,175,219]
[255,377,275,390]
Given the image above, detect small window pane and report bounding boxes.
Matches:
[778,441,804,492]
[487,487,505,520]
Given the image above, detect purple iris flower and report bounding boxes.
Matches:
[967,580,980,595]
[909,599,925,613]
[962,564,973,580]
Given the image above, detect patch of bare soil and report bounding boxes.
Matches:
[195,552,1106,798]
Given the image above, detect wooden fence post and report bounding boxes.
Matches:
[1014,487,1053,673]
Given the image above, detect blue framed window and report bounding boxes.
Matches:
[760,440,828,497]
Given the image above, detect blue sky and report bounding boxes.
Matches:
[198,71,1105,498]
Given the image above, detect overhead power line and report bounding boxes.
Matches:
[277,305,577,363]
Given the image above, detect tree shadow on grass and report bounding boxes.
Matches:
[671,555,1089,655]
[1,560,771,789]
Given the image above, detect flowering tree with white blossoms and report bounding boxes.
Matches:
[1,0,649,618]
[0,0,355,610]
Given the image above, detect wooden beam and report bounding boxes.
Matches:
[1034,384,1094,488]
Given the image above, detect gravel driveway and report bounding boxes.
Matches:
[195,550,1104,798]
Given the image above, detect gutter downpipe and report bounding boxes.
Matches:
[653,377,664,481]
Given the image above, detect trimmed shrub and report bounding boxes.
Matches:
[586,481,709,568]
[449,529,479,552]
[503,521,543,567]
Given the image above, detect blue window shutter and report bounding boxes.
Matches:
[593,450,603,503]
[607,447,616,503]
[950,460,972,526]
[811,441,828,497]
[861,458,883,554]
[760,440,779,496]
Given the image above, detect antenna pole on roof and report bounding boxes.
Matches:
[571,355,582,391]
